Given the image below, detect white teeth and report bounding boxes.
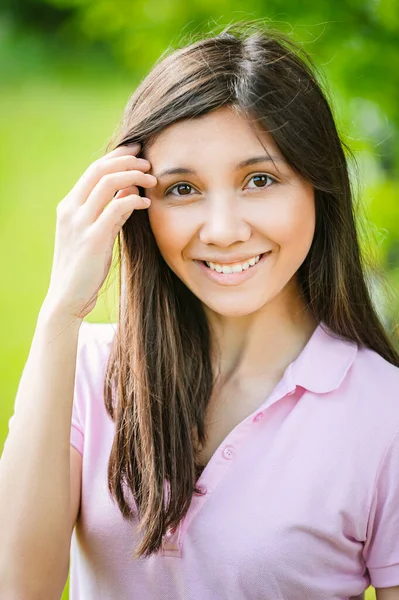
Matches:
[205,254,262,273]
[222,265,233,274]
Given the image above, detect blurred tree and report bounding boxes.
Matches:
[2,0,398,125]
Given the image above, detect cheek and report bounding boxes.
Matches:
[264,189,315,251]
[148,206,191,263]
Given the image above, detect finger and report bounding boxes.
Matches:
[68,145,149,207]
[79,170,157,225]
[71,153,150,207]
[90,193,151,242]
[114,184,140,199]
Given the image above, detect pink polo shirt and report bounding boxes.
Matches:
[9,320,399,598]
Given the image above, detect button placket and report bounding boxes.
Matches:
[161,386,297,558]
[161,481,208,556]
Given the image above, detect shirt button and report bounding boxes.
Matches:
[222,445,235,459]
[197,483,207,494]
[253,411,264,423]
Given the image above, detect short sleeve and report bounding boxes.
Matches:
[69,320,93,456]
[363,426,399,588]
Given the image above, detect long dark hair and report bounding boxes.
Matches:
[99,20,399,559]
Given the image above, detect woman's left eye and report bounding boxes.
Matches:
[165,173,276,197]
[246,173,276,189]
[166,183,195,197]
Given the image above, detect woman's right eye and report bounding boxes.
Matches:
[165,183,197,197]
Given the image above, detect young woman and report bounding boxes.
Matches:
[1,21,399,600]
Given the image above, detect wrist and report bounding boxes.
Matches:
[38,297,84,331]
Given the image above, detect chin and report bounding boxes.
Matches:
[202,297,267,318]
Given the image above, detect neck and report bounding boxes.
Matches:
[204,279,318,388]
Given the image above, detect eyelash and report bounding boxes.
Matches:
[165,173,278,197]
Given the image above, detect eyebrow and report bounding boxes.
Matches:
[153,155,286,180]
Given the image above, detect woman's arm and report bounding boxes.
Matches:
[0,305,82,600]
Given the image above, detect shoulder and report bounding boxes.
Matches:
[78,320,117,348]
[353,343,399,392]
[71,322,118,450]
[75,321,117,384]
[347,343,399,435]
[77,319,117,359]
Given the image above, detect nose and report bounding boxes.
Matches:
[198,196,251,247]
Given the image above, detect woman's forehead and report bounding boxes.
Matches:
[144,107,283,167]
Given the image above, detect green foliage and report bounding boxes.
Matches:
[6,0,398,124]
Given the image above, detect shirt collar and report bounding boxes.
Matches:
[286,321,358,394]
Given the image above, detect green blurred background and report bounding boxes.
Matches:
[1,1,398,598]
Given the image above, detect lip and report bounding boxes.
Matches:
[200,253,268,265]
[194,251,271,285]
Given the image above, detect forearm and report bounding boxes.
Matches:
[0,305,82,598]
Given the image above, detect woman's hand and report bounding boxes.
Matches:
[44,142,156,320]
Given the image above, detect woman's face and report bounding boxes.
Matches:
[144,105,315,317]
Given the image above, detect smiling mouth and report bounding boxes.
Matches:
[193,251,271,285]
[201,252,266,273]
